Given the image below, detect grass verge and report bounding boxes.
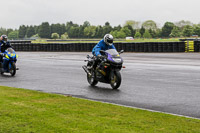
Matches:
[0,86,200,133]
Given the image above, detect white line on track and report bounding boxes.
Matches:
[74,96,200,120]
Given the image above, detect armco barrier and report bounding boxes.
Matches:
[10,41,198,52]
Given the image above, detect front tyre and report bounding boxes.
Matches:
[9,62,16,76]
[110,71,121,89]
[0,62,3,75]
[87,65,98,86]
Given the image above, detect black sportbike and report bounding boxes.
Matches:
[83,49,124,89]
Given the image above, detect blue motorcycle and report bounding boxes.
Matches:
[0,48,18,76]
[83,49,124,89]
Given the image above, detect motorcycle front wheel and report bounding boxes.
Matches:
[9,62,16,76]
[87,66,98,86]
[110,71,121,89]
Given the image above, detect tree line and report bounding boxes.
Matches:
[0,20,200,40]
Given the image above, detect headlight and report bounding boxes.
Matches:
[112,58,122,63]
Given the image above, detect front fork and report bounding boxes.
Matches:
[109,69,120,82]
[3,60,15,71]
[3,59,9,70]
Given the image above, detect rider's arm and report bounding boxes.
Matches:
[6,41,11,47]
[94,44,101,56]
[94,40,105,56]
[0,42,4,47]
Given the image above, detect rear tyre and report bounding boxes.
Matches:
[9,62,16,76]
[110,71,121,89]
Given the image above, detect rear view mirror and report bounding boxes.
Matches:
[119,50,124,54]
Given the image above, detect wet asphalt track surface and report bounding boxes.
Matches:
[1,52,200,119]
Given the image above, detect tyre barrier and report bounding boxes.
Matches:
[194,41,200,52]
[10,41,199,52]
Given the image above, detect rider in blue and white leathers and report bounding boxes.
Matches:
[92,34,116,69]
[92,34,116,56]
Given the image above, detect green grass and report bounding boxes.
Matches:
[125,38,180,42]
[0,86,200,133]
[31,38,181,44]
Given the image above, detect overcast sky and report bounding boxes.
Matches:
[2,0,200,29]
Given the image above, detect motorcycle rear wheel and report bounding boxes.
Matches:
[110,71,121,89]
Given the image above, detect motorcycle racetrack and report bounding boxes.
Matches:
[1,52,200,119]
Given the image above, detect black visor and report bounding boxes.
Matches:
[107,39,113,43]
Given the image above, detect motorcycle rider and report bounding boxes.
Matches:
[92,34,116,69]
[0,35,12,72]
[92,34,116,56]
[0,35,12,53]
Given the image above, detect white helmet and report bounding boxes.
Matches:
[104,34,113,46]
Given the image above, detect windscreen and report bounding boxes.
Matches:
[6,48,15,53]
[105,49,119,56]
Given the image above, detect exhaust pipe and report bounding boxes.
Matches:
[82,65,91,76]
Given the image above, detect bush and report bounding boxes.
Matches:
[51,33,60,39]
[61,33,69,39]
